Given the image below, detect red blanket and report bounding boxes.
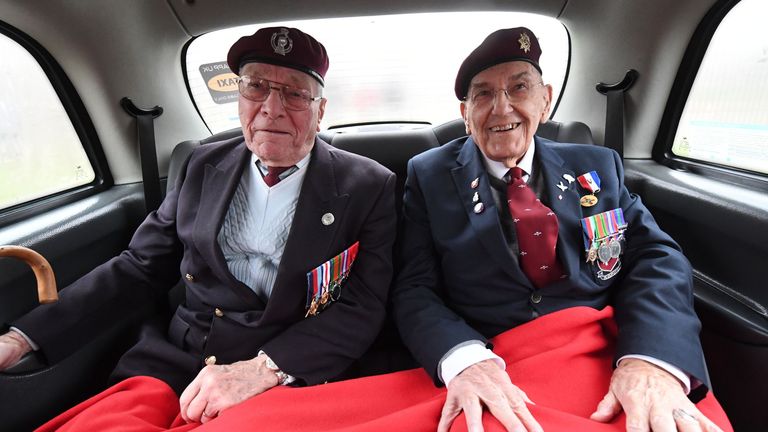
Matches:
[38,307,732,431]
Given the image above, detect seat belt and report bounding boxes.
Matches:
[596,69,639,159]
[121,97,164,215]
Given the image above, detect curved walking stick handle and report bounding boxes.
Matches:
[0,246,58,304]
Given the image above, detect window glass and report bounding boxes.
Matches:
[0,32,95,210]
[186,12,568,133]
[672,0,768,174]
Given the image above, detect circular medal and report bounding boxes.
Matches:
[580,194,598,207]
[597,242,612,263]
[587,247,597,263]
[609,238,622,258]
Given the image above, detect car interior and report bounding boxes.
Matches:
[0,0,766,430]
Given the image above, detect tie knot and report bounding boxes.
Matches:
[263,166,291,187]
[508,167,525,181]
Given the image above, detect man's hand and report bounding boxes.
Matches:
[438,359,543,432]
[590,359,724,431]
[179,354,280,424]
[0,331,33,371]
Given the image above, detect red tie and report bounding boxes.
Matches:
[506,167,564,288]
[263,166,290,187]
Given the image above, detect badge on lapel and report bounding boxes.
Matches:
[581,208,627,281]
[305,241,360,317]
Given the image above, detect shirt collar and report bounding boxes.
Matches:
[479,138,536,182]
[251,151,312,180]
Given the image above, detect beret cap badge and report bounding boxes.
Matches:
[518,32,532,53]
[271,28,293,56]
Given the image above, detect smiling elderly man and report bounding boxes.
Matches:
[0,27,395,430]
[392,27,728,432]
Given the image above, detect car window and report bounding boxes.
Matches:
[0,31,95,211]
[185,12,569,133]
[671,0,768,175]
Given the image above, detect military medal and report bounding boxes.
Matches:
[581,208,627,280]
[577,171,601,207]
[305,241,360,316]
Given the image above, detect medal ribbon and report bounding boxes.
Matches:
[577,171,601,193]
[581,208,627,250]
[306,242,361,311]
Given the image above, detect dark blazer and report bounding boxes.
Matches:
[392,135,708,393]
[15,137,397,394]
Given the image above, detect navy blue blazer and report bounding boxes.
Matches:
[392,135,708,393]
[15,137,397,393]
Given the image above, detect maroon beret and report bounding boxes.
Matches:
[227,27,329,85]
[455,27,543,100]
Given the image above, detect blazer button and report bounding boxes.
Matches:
[204,355,217,366]
[214,308,224,317]
[185,273,195,282]
[530,293,542,304]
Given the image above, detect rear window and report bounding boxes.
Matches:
[185,12,569,133]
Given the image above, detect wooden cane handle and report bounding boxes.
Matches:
[0,245,58,304]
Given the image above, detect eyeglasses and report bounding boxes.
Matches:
[465,81,544,106]
[237,76,322,111]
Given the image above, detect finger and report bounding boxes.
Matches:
[513,402,543,432]
[179,377,202,423]
[185,393,209,424]
[462,397,485,432]
[673,408,703,432]
[201,404,219,424]
[589,390,623,422]
[437,399,461,432]
[648,406,677,432]
[484,399,527,432]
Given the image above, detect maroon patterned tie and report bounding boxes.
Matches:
[263,166,290,187]
[506,167,564,288]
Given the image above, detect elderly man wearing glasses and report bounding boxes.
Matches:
[0,27,396,430]
[392,28,730,432]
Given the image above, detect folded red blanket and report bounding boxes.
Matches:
[38,306,732,431]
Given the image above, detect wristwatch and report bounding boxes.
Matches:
[259,351,291,385]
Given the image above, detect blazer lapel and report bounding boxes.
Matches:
[534,137,584,280]
[451,138,529,284]
[193,142,265,308]
[262,139,349,321]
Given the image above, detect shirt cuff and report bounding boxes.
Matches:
[618,354,691,394]
[439,341,505,386]
[257,350,296,385]
[9,327,39,351]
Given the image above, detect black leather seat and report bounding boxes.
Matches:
[167,119,595,214]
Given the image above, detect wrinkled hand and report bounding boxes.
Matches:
[590,359,724,431]
[438,359,542,432]
[179,354,279,424]
[0,331,32,371]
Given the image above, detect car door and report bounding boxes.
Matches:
[0,22,154,431]
[622,0,768,430]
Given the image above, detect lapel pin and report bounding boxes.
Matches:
[472,192,479,203]
[563,174,575,184]
[473,202,484,214]
[556,181,568,192]
[558,195,563,200]
[321,213,335,226]
[470,177,479,189]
